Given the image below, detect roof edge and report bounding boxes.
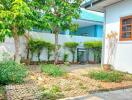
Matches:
[81,0,106,8]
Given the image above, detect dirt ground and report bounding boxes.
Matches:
[27,64,132,98]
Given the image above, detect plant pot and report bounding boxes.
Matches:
[103,64,111,71]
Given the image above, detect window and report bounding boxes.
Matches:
[120,16,132,41]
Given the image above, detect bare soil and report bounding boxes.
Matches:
[26,64,132,98]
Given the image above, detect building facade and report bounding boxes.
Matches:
[83,0,132,73]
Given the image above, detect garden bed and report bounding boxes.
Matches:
[27,65,132,99]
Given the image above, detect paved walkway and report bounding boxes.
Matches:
[63,89,132,100]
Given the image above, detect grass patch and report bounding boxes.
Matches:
[41,64,66,77]
[40,85,64,100]
[87,70,125,82]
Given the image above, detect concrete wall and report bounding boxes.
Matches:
[0,32,102,62]
[103,0,132,73]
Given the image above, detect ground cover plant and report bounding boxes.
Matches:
[41,64,66,77]
[87,70,125,82]
[0,60,28,84]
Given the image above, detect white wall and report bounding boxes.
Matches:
[0,32,102,62]
[103,0,132,73]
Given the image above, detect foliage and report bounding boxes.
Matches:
[88,70,124,82]
[64,42,79,49]
[0,0,32,39]
[63,53,69,62]
[28,39,45,61]
[84,41,102,63]
[84,41,102,49]
[28,39,55,62]
[41,64,66,77]
[40,85,64,100]
[0,60,28,85]
[64,42,79,62]
[0,0,34,61]
[29,0,82,64]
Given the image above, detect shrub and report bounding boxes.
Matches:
[41,64,66,77]
[28,39,55,62]
[28,39,46,61]
[84,41,102,49]
[84,41,102,63]
[64,42,79,63]
[0,60,28,85]
[88,70,124,82]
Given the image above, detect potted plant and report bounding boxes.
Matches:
[103,31,118,71]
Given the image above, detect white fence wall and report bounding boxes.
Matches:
[0,31,102,62]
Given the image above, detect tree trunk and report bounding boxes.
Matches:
[24,32,31,60]
[54,33,59,64]
[12,26,20,63]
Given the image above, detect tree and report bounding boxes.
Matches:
[64,42,79,63]
[30,0,82,64]
[0,0,33,62]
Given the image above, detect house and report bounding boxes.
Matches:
[30,8,104,63]
[82,0,132,73]
[63,8,103,38]
[33,8,104,38]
